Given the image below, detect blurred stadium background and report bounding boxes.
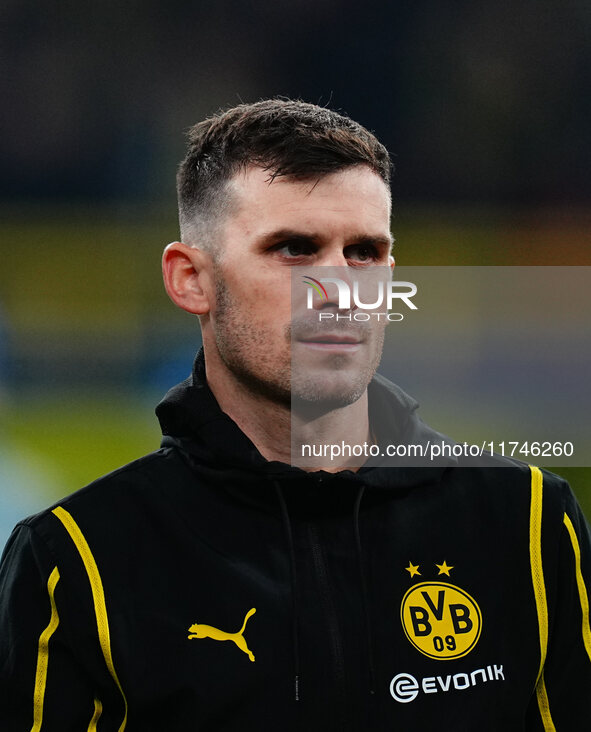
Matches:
[1,0,590,549]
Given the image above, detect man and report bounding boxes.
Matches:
[1,99,590,730]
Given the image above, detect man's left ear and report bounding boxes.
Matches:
[389,254,395,269]
[162,241,212,315]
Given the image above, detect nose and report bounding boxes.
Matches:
[318,247,350,268]
[305,245,357,312]
[310,273,357,314]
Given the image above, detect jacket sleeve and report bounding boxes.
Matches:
[529,485,591,730]
[0,523,98,731]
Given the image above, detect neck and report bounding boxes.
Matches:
[291,394,370,472]
[204,351,370,473]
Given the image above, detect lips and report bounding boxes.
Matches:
[290,316,371,346]
[300,333,362,345]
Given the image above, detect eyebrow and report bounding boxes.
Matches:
[257,228,394,249]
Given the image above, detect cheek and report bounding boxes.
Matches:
[249,292,291,325]
[215,266,291,332]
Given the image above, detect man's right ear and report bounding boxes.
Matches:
[162,241,212,315]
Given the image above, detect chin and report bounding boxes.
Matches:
[290,375,368,410]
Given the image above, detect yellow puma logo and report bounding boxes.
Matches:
[188,608,257,662]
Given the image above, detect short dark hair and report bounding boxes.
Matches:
[176,98,392,248]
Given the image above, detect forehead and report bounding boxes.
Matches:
[223,164,391,238]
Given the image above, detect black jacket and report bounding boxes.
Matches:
[1,351,590,731]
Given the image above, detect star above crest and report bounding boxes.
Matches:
[436,561,454,576]
[405,562,421,578]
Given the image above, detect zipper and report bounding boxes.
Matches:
[307,521,352,730]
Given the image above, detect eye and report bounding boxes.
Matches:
[346,243,379,263]
[275,240,316,258]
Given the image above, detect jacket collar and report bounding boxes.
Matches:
[156,349,455,491]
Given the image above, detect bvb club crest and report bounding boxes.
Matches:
[401,562,482,660]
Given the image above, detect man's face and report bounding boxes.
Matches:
[205,164,393,408]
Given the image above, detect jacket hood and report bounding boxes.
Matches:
[156,349,455,492]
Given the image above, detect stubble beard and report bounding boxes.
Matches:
[213,271,292,407]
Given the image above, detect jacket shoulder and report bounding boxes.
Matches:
[18,446,189,534]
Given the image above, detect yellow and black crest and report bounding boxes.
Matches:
[400,563,482,660]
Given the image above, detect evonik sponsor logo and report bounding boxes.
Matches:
[303,276,418,322]
[389,664,505,703]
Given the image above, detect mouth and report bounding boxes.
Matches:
[297,333,364,350]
